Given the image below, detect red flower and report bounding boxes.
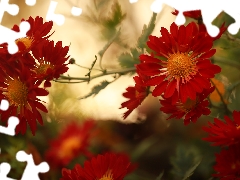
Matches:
[172,10,202,21]
[137,22,221,104]
[120,74,149,119]
[60,152,137,180]
[160,86,214,125]
[202,111,240,147]
[31,40,70,87]
[213,144,240,179]
[45,120,95,169]
[0,63,48,135]
[15,16,53,54]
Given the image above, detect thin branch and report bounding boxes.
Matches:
[98,28,121,70]
[58,67,136,82]
[210,79,232,115]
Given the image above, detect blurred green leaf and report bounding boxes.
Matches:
[156,171,164,180]
[137,12,157,49]
[118,48,141,69]
[78,80,110,99]
[182,159,202,180]
[170,144,202,180]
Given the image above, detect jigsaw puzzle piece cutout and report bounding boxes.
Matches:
[151,0,202,25]
[16,151,49,180]
[129,0,138,3]
[0,0,19,24]
[0,163,16,180]
[0,21,30,54]
[0,116,19,136]
[46,1,65,26]
[25,0,37,6]
[0,99,9,111]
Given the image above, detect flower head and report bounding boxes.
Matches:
[202,111,240,147]
[213,144,240,179]
[0,63,48,135]
[120,74,149,119]
[31,40,70,87]
[160,86,214,125]
[60,152,137,180]
[137,22,221,104]
[45,120,95,169]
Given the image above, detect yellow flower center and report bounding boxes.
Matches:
[167,52,197,79]
[58,136,81,158]
[16,37,33,50]
[99,170,113,180]
[5,78,28,106]
[36,63,53,75]
[178,98,197,112]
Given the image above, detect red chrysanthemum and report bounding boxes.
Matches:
[31,40,70,87]
[160,86,214,125]
[213,144,240,179]
[0,16,53,55]
[0,63,48,135]
[120,74,149,119]
[172,10,202,21]
[202,111,240,147]
[45,120,95,169]
[60,152,137,180]
[137,22,221,104]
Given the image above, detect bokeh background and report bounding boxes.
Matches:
[1,0,232,179]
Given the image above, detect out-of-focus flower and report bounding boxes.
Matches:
[213,144,240,179]
[202,111,240,147]
[137,22,221,104]
[31,40,70,87]
[60,152,137,180]
[0,63,48,135]
[120,74,149,119]
[45,120,95,169]
[209,78,228,104]
[160,87,214,125]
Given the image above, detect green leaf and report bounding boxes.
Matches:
[155,171,164,180]
[78,80,110,99]
[170,144,202,180]
[103,1,126,28]
[118,48,141,68]
[137,12,157,49]
[182,159,202,180]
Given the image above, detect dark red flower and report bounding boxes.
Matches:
[0,63,48,135]
[137,22,221,104]
[60,152,137,180]
[202,111,240,147]
[31,40,70,87]
[0,16,53,55]
[160,86,214,125]
[120,74,149,119]
[45,120,95,169]
[213,144,240,179]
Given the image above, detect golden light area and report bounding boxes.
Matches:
[3,0,175,123]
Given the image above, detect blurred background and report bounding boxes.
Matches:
[0,0,227,179]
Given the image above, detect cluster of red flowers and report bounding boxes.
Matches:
[0,16,70,135]
[120,10,225,125]
[45,120,96,169]
[60,152,137,180]
[203,111,240,179]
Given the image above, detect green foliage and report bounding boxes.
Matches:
[118,12,157,69]
[170,144,202,180]
[156,171,164,180]
[118,48,141,69]
[137,12,157,49]
[78,80,110,99]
